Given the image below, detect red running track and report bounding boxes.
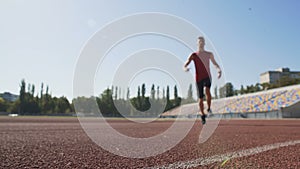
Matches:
[0,117,299,169]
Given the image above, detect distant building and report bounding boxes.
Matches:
[0,92,19,102]
[260,68,300,84]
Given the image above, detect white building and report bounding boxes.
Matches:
[260,68,300,84]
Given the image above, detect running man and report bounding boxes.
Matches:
[184,36,222,124]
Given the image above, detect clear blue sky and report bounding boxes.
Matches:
[1,0,300,100]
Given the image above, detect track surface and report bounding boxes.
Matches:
[1,117,300,169]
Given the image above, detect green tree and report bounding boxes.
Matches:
[39,85,54,114]
[126,87,130,100]
[164,86,171,111]
[184,83,194,103]
[74,96,97,115]
[115,86,118,100]
[226,83,234,97]
[54,96,72,113]
[275,76,300,87]
[261,83,270,90]
[40,83,44,99]
[254,83,261,92]
[174,85,178,99]
[19,79,26,114]
[166,86,170,102]
[31,84,35,96]
[98,88,118,116]
[214,86,218,99]
[0,98,8,112]
[111,86,114,97]
[27,83,31,95]
[137,86,141,98]
[151,84,155,100]
[240,85,245,95]
[117,86,122,100]
[219,82,234,98]
[141,84,146,98]
[7,100,20,113]
[46,85,49,96]
[244,84,261,94]
[173,85,181,107]
[17,79,40,114]
[188,84,193,100]
[156,86,160,100]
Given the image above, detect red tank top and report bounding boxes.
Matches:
[192,51,211,82]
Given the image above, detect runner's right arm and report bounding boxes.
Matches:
[183,54,194,72]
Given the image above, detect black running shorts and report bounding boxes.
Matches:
[196,77,211,99]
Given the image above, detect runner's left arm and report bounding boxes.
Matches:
[210,53,222,79]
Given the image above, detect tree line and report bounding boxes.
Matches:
[0,80,73,115]
[3,75,297,115]
[72,84,197,117]
[0,79,196,116]
[217,76,300,98]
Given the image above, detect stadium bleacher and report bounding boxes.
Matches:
[161,84,300,117]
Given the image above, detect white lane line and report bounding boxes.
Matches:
[149,140,300,169]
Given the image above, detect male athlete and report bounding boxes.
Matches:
[184,37,222,124]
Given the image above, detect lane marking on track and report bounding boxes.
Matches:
[148,140,300,169]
